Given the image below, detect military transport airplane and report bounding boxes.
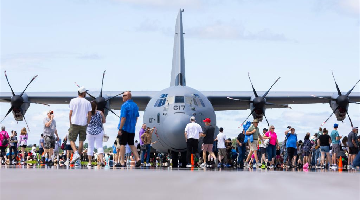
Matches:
[1,9,360,164]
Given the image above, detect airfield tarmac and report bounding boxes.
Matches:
[0,165,359,200]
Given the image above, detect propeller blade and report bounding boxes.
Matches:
[263,114,269,127]
[262,77,281,98]
[74,82,96,99]
[240,109,256,127]
[23,115,30,132]
[104,106,120,118]
[265,102,274,105]
[0,106,13,123]
[321,106,339,126]
[332,72,342,96]
[20,75,38,97]
[105,92,126,102]
[346,111,353,128]
[248,73,258,97]
[345,79,360,97]
[100,70,106,97]
[4,71,15,96]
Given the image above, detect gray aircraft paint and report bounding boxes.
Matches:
[170,9,186,87]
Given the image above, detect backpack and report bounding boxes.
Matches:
[0,131,8,146]
[243,121,253,143]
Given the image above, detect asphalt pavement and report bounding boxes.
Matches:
[0,165,359,200]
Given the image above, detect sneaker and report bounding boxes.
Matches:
[186,164,192,168]
[269,165,274,169]
[244,163,249,169]
[200,163,206,168]
[71,153,80,164]
[74,160,81,167]
[217,163,222,168]
[261,164,266,169]
[146,163,151,167]
[135,160,141,167]
[87,163,92,167]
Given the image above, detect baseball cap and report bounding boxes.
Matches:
[334,123,338,128]
[353,127,358,130]
[190,116,196,121]
[203,118,211,123]
[78,86,88,93]
[263,128,268,131]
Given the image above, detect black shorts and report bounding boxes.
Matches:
[259,147,266,154]
[39,148,44,156]
[119,130,135,146]
[349,147,359,155]
[20,145,27,148]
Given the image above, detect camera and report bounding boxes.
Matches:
[287,126,291,129]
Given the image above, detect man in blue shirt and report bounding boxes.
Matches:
[330,124,341,168]
[285,126,297,168]
[117,91,141,167]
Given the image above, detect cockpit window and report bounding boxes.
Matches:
[175,96,184,103]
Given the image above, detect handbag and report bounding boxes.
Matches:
[103,134,109,142]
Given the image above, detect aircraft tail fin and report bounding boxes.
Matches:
[170,9,186,86]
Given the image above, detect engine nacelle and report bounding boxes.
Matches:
[250,96,265,122]
[12,93,30,121]
[330,100,348,121]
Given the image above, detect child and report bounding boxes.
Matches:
[115,136,121,167]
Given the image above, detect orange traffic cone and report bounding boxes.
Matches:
[191,154,194,166]
[70,153,74,167]
[338,156,343,172]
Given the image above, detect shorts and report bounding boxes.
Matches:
[203,144,213,152]
[249,140,258,151]
[349,147,359,155]
[39,148,44,156]
[259,147,266,154]
[44,135,55,149]
[320,146,330,153]
[303,151,310,156]
[218,148,227,157]
[19,145,27,148]
[65,145,72,151]
[332,144,340,154]
[119,130,135,146]
[69,124,87,142]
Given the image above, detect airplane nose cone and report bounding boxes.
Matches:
[159,113,191,151]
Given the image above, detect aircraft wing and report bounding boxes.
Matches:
[2,91,360,112]
[0,91,157,111]
[202,91,360,111]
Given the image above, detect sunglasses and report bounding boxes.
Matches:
[123,95,128,97]
[271,128,275,129]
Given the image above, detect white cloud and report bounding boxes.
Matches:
[111,0,202,8]
[339,0,359,14]
[187,21,294,41]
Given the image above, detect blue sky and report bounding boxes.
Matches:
[1,0,359,147]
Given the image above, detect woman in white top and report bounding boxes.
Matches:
[86,101,106,167]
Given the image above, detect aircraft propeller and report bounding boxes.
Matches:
[1,71,40,131]
[75,70,123,118]
[321,72,360,127]
[228,73,281,127]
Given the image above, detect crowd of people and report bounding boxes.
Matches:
[0,86,359,171]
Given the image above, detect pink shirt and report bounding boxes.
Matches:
[0,131,9,147]
[265,131,277,146]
